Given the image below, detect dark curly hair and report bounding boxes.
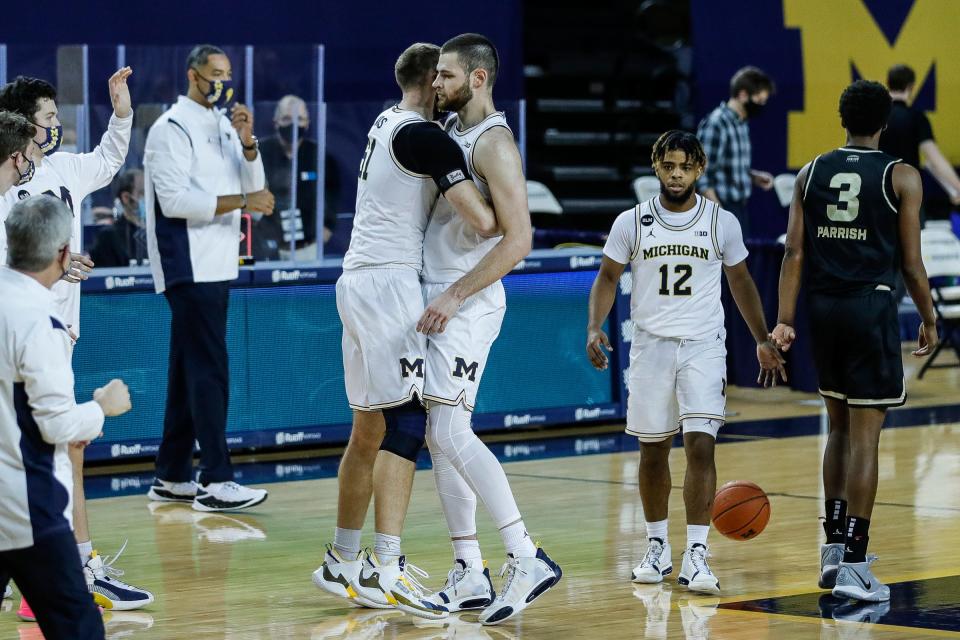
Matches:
[651,130,706,167]
[839,80,891,137]
[0,76,57,121]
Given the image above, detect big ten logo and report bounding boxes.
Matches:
[785,0,960,167]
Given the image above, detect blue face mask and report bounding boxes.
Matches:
[14,153,35,185]
[194,70,235,108]
[35,124,64,156]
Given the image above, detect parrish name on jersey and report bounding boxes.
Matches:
[817,225,868,241]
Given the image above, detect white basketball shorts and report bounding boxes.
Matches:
[626,327,727,442]
[336,267,426,411]
[422,280,506,412]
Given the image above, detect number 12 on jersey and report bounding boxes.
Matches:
[659,264,693,296]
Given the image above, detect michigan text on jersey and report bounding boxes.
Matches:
[642,245,710,260]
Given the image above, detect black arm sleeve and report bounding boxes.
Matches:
[391,122,471,193]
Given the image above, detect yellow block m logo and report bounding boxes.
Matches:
[785,0,960,167]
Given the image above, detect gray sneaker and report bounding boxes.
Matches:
[832,560,890,602]
[819,543,845,589]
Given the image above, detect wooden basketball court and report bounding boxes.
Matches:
[2,352,958,638]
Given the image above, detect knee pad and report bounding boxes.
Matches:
[379,400,428,462]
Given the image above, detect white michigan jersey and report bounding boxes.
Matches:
[421,112,508,283]
[604,195,748,341]
[342,106,439,273]
[1,114,132,338]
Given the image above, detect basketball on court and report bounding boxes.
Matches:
[712,480,771,541]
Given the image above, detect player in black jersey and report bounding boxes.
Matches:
[774,80,938,603]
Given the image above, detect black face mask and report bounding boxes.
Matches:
[744,99,766,119]
[277,124,308,145]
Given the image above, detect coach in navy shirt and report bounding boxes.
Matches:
[144,44,274,512]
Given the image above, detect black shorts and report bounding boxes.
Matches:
[808,289,905,408]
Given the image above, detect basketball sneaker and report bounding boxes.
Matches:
[16,597,35,622]
[147,479,197,503]
[380,556,448,620]
[677,544,720,595]
[819,543,845,589]
[425,560,496,612]
[85,545,155,611]
[478,547,562,625]
[312,544,362,601]
[350,550,396,609]
[832,560,890,602]
[632,538,673,583]
[192,481,268,512]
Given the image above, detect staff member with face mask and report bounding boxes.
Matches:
[696,66,776,239]
[144,44,274,512]
[89,169,147,267]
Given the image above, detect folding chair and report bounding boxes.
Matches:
[917,224,960,378]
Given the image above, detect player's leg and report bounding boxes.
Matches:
[423,437,494,613]
[628,330,680,584]
[832,290,902,602]
[808,292,851,588]
[819,397,849,588]
[422,282,560,625]
[367,401,447,620]
[69,445,154,611]
[675,335,726,595]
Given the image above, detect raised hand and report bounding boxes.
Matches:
[108,67,133,118]
[231,104,254,146]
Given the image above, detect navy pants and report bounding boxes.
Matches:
[0,531,104,640]
[156,281,234,485]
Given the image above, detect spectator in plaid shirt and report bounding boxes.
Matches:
[696,66,775,239]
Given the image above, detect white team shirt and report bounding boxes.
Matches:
[0,267,104,550]
[342,106,438,272]
[1,113,132,338]
[604,195,748,340]
[421,112,508,283]
[145,96,266,293]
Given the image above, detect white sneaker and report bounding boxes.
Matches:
[677,544,720,595]
[819,543,845,589]
[85,543,155,611]
[632,539,673,583]
[350,551,397,609]
[478,548,562,625]
[192,481,268,512]
[381,556,448,620]
[312,544,362,602]
[147,479,198,503]
[425,560,496,612]
[832,560,890,602]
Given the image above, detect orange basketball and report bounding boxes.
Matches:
[712,480,770,541]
